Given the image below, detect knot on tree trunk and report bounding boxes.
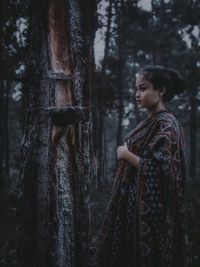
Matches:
[46,106,89,128]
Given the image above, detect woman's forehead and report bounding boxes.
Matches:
[136,74,151,85]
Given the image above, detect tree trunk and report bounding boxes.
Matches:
[102,126,108,183]
[0,79,5,217]
[0,0,6,218]
[132,62,140,124]
[189,85,197,181]
[95,0,113,187]
[101,0,113,77]
[116,0,125,146]
[5,80,10,178]
[133,86,140,125]
[96,110,104,186]
[18,1,96,266]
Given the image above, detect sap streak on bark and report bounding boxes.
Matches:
[49,0,71,74]
[48,1,75,266]
[18,0,96,266]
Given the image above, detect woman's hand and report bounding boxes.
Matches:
[117,143,128,161]
[117,143,140,168]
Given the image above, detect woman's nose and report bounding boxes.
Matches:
[135,90,141,98]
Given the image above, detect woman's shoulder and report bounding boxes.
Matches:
[155,110,183,136]
[158,110,181,124]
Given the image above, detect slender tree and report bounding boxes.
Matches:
[0,0,7,218]
[95,0,113,186]
[188,57,198,181]
[116,0,125,146]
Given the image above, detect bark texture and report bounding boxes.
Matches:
[116,0,125,146]
[189,84,197,181]
[18,0,96,266]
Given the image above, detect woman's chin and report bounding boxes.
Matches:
[137,103,143,108]
[137,103,147,111]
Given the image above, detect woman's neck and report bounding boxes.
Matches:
[147,102,166,117]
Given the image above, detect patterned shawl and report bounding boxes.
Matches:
[90,110,189,267]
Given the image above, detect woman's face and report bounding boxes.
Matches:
[135,74,162,109]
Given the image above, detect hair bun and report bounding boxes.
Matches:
[167,68,186,95]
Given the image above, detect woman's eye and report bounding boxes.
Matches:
[140,87,147,91]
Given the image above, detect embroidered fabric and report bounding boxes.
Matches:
[90,110,189,267]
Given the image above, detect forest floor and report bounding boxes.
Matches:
[1,181,200,266]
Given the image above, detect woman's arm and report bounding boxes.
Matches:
[117,145,140,168]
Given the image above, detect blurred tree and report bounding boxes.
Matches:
[115,0,126,146]
[94,0,117,186]
[0,0,5,217]
[0,0,29,216]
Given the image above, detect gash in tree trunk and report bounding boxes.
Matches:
[18,0,96,266]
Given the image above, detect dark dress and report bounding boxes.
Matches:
[91,110,189,267]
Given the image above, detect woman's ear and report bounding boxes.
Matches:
[160,86,166,96]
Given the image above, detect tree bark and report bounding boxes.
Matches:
[189,85,197,181]
[133,60,140,125]
[0,0,6,218]
[95,0,113,187]
[5,80,10,178]
[116,0,125,146]
[133,83,140,125]
[18,1,96,266]
[0,79,5,217]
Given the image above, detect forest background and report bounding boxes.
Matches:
[0,0,200,266]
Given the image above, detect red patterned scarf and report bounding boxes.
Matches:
[91,109,189,267]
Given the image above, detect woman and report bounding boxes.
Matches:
[91,66,189,267]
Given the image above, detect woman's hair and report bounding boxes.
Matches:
[138,65,186,102]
